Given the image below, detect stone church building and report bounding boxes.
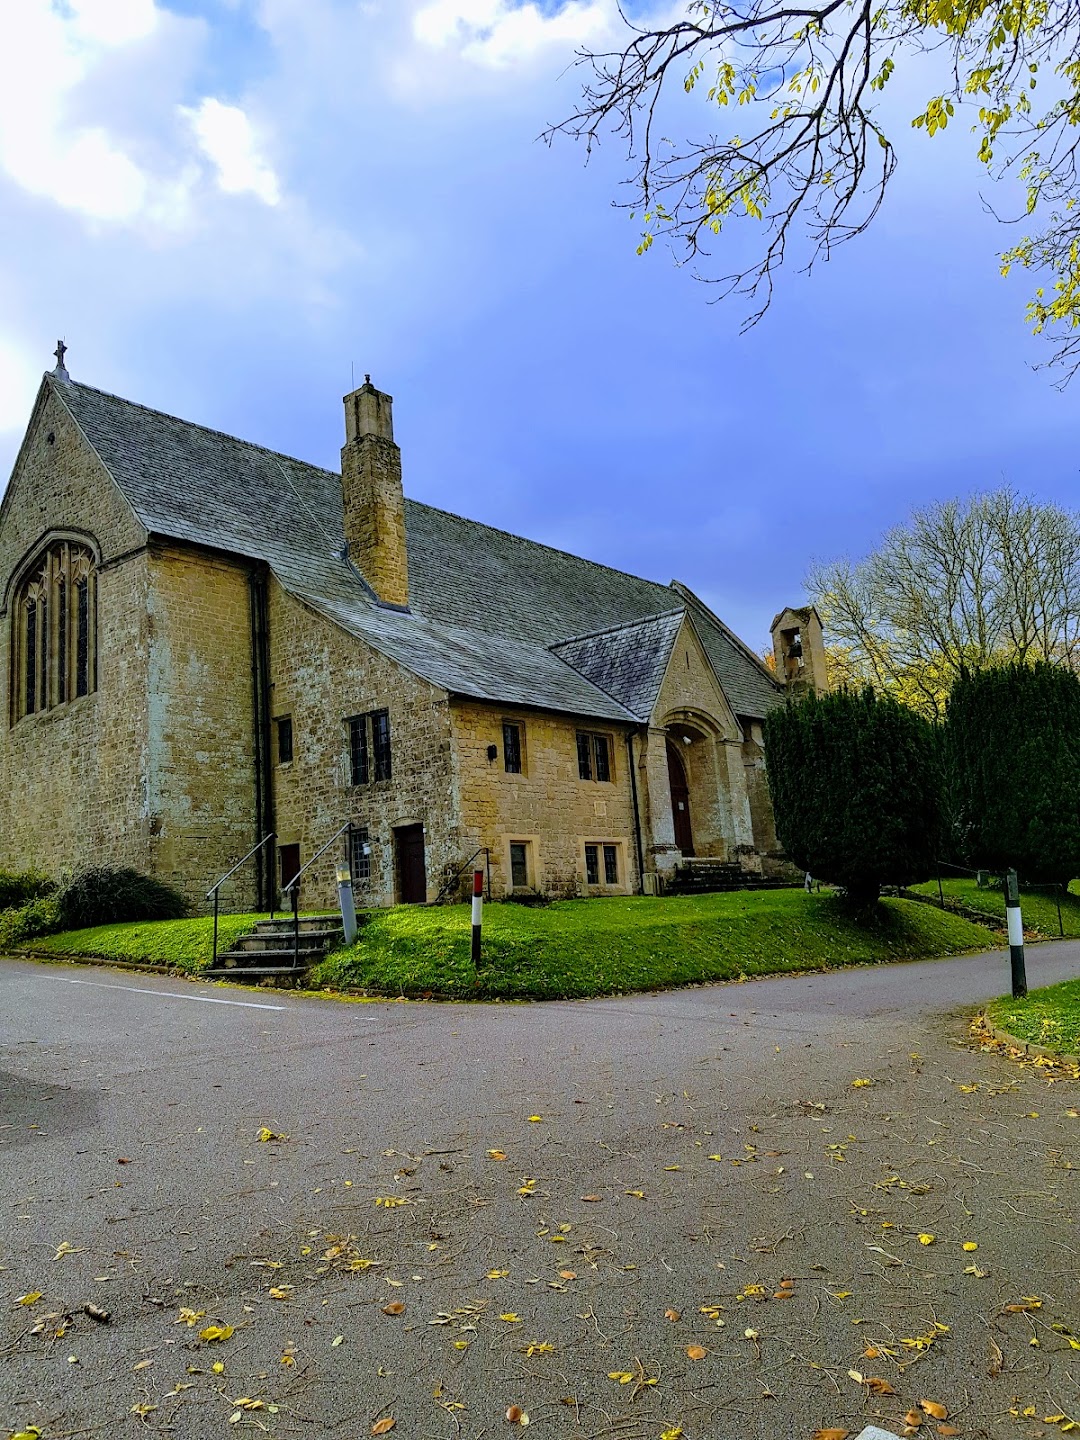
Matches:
[0,350,819,912]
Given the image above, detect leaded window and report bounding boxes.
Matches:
[12,540,96,721]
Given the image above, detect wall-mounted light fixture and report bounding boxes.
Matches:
[486,744,498,763]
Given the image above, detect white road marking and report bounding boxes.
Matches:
[67,979,285,1010]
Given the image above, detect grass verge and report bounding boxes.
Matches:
[986,978,1080,1057]
[310,890,995,1001]
[16,914,268,973]
[908,877,1080,937]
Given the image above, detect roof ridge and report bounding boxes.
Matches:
[405,496,677,597]
[550,607,685,650]
[70,380,340,481]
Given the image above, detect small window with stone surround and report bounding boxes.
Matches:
[584,840,624,890]
[276,715,293,765]
[346,709,392,785]
[503,720,524,775]
[576,730,613,782]
[11,539,97,723]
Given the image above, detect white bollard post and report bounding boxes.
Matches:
[470,869,483,966]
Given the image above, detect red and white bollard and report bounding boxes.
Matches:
[471,869,483,965]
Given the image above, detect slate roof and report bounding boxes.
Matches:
[52,377,781,722]
[551,612,685,721]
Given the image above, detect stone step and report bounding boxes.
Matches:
[252,915,341,934]
[232,930,341,951]
[216,946,337,966]
[203,966,306,980]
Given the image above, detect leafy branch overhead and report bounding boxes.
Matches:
[549,0,1080,366]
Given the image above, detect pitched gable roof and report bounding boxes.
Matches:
[51,376,781,721]
[551,611,684,720]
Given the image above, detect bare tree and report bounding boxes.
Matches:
[547,1,1080,370]
[807,490,1080,715]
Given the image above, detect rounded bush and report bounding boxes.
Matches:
[55,867,188,929]
[0,870,55,912]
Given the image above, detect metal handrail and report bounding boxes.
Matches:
[207,832,276,967]
[435,847,491,906]
[282,822,357,971]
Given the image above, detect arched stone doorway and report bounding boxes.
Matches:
[666,739,695,856]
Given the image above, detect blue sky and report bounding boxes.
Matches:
[0,0,1073,652]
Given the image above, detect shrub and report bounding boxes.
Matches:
[0,870,55,912]
[54,867,188,929]
[946,662,1080,883]
[0,896,61,948]
[764,686,943,906]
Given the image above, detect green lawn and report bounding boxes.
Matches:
[19,913,268,973]
[987,977,1080,1057]
[310,890,995,1001]
[908,877,1080,937]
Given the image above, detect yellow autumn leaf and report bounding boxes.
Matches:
[851,1078,872,1087]
[487,1149,507,1160]
[487,1268,510,1279]
[331,1335,344,1347]
[199,1323,235,1342]
[661,1430,684,1440]
[212,1361,225,1374]
[524,1341,554,1355]
[131,1404,157,1417]
[10,1430,42,1440]
[499,1313,521,1322]
[374,1196,409,1208]
[256,1127,286,1142]
[54,1241,83,1260]
[963,1241,978,1251]
[175,1307,205,1326]
[609,1371,635,1383]
[372,1419,396,1435]
[527,1115,542,1122]
[268,1286,293,1300]
[918,1233,936,1245]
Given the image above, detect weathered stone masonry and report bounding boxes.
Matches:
[0,359,816,911]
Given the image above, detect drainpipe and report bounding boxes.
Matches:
[626,728,646,896]
[248,566,275,910]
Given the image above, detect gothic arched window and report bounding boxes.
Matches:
[13,541,97,721]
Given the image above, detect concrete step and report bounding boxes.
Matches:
[216,947,336,966]
[232,930,340,952]
[203,966,306,980]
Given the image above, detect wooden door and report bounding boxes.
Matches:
[395,824,427,903]
[666,742,695,857]
[279,843,301,900]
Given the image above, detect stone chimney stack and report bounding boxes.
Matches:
[341,376,409,608]
[770,606,828,695]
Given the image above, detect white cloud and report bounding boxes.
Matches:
[0,0,281,227]
[413,0,610,66]
[183,99,281,207]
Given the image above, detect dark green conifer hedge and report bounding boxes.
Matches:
[764,687,942,904]
[946,662,1080,883]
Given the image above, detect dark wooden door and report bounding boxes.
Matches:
[666,742,695,857]
[279,843,301,900]
[395,824,426,903]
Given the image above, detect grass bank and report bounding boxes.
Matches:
[987,977,1080,1057]
[908,877,1080,937]
[311,890,994,1001]
[17,914,267,973]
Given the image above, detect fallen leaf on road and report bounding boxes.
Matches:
[54,1241,83,1260]
[527,1115,542,1123]
[268,1286,293,1300]
[962,1242,978,1251]
[687,1345,707,1360]
[332,1335,343,1346]
[581,1194,602,1202]
[919,1402,948,1420]
[918,1234,936,1245]
[488,1149,507,1160]
[905,1410,924,1428]
[499,1313,521,1322]
[131,1403,157,1417]
[199,1324,234,1342]
[256,1128,286,1142]
[132,1358,153,1371]
[381,1302,405,1315]
[487,1269,510,1279]
[505,1406,529,1424]
[851,1078,873,1087]
[664,1308,681,1322]
[15,1293,42,1306]
[867,1378,897,1395]
[372,1419,396,1435]
[811,1430,849,1440]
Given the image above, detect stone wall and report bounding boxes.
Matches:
[449,699,639,898]
[0,381,152,883]
[142,544,260,912]
[267,577,457,910]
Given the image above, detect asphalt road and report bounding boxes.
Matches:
[2,943,1080,1440]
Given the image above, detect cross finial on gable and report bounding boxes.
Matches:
[52,339,70,383]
